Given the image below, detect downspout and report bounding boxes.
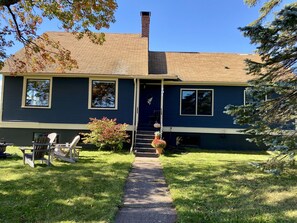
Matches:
[130,78,137,153]
[160,79,164,136]
[0,75,4,123]
[135,79,140,130]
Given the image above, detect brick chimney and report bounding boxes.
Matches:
[141,11,151,38]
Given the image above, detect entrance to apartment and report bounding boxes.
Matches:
[138,81,161,130]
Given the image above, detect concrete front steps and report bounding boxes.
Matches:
[134,130,158,157]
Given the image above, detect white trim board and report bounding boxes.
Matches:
[22,76,53,109]
[0,75,4,122]
[162,126,244,134]
[88,78,118,110]
[164,81,249,86]
[0,121,134,131]
[2,73,178,80]
[0,121,242,134]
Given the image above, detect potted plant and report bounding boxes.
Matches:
[151,131,166,155]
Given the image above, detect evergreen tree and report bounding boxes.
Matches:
[225,2,297,174]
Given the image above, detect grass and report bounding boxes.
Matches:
[160,149,297,223]
[0,146,134,223]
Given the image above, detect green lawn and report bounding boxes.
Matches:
[0,147,134,223]
[160,149,297,223]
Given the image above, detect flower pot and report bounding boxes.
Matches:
[155,147,163,155]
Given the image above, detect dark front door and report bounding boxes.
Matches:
[138,81,161,130]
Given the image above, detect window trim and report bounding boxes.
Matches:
[88,78,118,110]
[243,89,249,105]
[22,77,53,109]
[180,88,214,116]
[244,89,268,105]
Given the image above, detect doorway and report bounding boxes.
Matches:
[138,81,161,130]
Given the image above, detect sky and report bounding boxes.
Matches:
[4,0,295,56]
[0,0,295,78]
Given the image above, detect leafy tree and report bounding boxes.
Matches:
[0,0,117,73]
[225,2,297,174]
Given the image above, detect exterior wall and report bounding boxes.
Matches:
[162,84,264,150]
[0,128,84,146]
[163,85,245,128]
[163,132,261,151]
[1,77,262,150]
[2,76,134,124]
[0,128,132,147]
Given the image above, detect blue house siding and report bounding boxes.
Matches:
[163,132,261,151]
[2,76,134,125]
[163,85,245,128]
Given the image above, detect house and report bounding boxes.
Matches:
[0,11,261,150]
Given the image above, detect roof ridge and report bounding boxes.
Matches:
[44,31,140,36]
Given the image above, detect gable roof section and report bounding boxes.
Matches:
[2,32,149,76]
[2,32,262,84]
[149,51,260,84]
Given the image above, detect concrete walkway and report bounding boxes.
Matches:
[115,157,177,223]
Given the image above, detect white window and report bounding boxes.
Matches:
[89,79,118,109]
[244,89,270,105]
[180,89,214,116]
[22,77,52,108]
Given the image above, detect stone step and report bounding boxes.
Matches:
[135,137,153,142]
[136,134,154,139]
[134,151,159,158]
[133,130,158,158]
[136,131,155,136]
[135,142,152,148]
[134,147,156,153]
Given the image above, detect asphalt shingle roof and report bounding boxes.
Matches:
[2,31,261,84]
[2,32,149,76]
[149,51,260,84]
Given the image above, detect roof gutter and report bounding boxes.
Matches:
[1,72,179,80]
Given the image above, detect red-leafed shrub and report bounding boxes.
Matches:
[82,117,129,151]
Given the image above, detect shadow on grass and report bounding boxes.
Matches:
[164,147,268,157]
[161,150,297,223]
[0,148,134,223]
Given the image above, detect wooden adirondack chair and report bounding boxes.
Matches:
[47,133,58,146]
[20,136,52,168]
[54,135,80,163]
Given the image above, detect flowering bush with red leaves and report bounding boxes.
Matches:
[82,117,129,151]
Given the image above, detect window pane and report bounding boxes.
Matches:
[197,90,212,115]
[244,88,266,105]
[91,81,116,108]
[181,90,196,115]
[25,79,50,107]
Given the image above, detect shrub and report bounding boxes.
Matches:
[82,117,129,151]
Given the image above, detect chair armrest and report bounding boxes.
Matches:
[33,148,51,152]
[32,143,51,146]
[19,147,32,151]
[55,144,70,150]
[20,147,51,152]
[56,144,67,147]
